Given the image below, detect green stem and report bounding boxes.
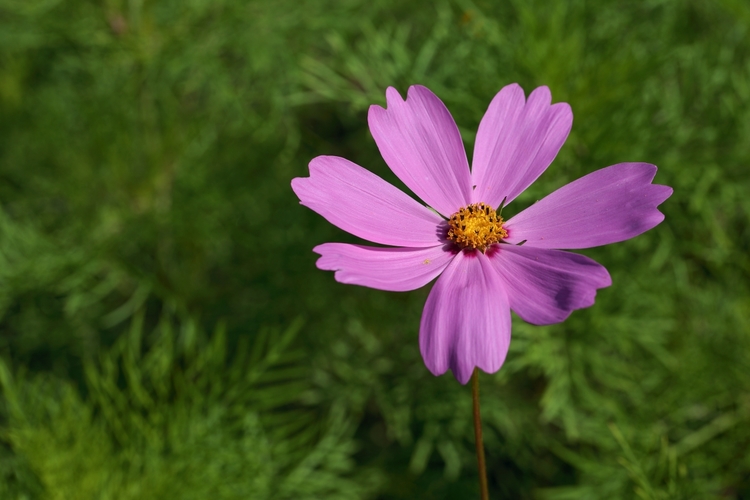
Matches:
[472,368,489,500]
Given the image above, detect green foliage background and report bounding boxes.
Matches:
[0,0,749,498]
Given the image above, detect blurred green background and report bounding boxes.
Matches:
[0,0,749,498]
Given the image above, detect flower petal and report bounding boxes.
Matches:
[292,155,444,247]
[488,245,611,325]
[471,85,573,208]
[368,86,472,216]
[419,251,511,384]
[314,243,454,292]
[504,163,673,249]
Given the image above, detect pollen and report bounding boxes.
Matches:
[447,202,507,252]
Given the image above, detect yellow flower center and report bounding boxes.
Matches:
[447,202,507,252]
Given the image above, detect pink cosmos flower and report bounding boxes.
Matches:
[291,84,672,384]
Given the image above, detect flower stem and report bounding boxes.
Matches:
[472,368,489,500]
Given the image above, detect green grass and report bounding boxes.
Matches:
[1,0,749,498]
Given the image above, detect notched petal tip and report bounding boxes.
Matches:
[653,183,674,205]
[550,101,574,126]
[454,367,473,385]
[502,82,523,92]
[424,352,494,386]
[471,83,573,207]
[495,82,526,105]
[505,162,674,249]
[407,84,435,98]
[368,82,472,216]
[368,88,403,117]
[385,86,404,105]
[634,163,673,206]
[290,176,307,198]
[528,85,552,105]
[420,252,511,384]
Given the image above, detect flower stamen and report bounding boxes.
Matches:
[447,203,507,252]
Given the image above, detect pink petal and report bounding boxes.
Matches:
[368,86,472,217]
[419,251,511,384]
[504,163,673,249]
[471,85,573,208]
[314,243,455,292]
[291,155,444,247]
[488,245,611,325]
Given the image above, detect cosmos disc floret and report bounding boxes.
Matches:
[447,202,508,252]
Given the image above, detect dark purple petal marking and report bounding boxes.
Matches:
[488,245,611,325]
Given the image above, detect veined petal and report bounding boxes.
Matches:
[504,163,673,249]
[368,86,472,216]
[314,243,454,292]
[292,156,444,247]
[488,245,611,325]
[471,85,573,207]
[419,251,511,384]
